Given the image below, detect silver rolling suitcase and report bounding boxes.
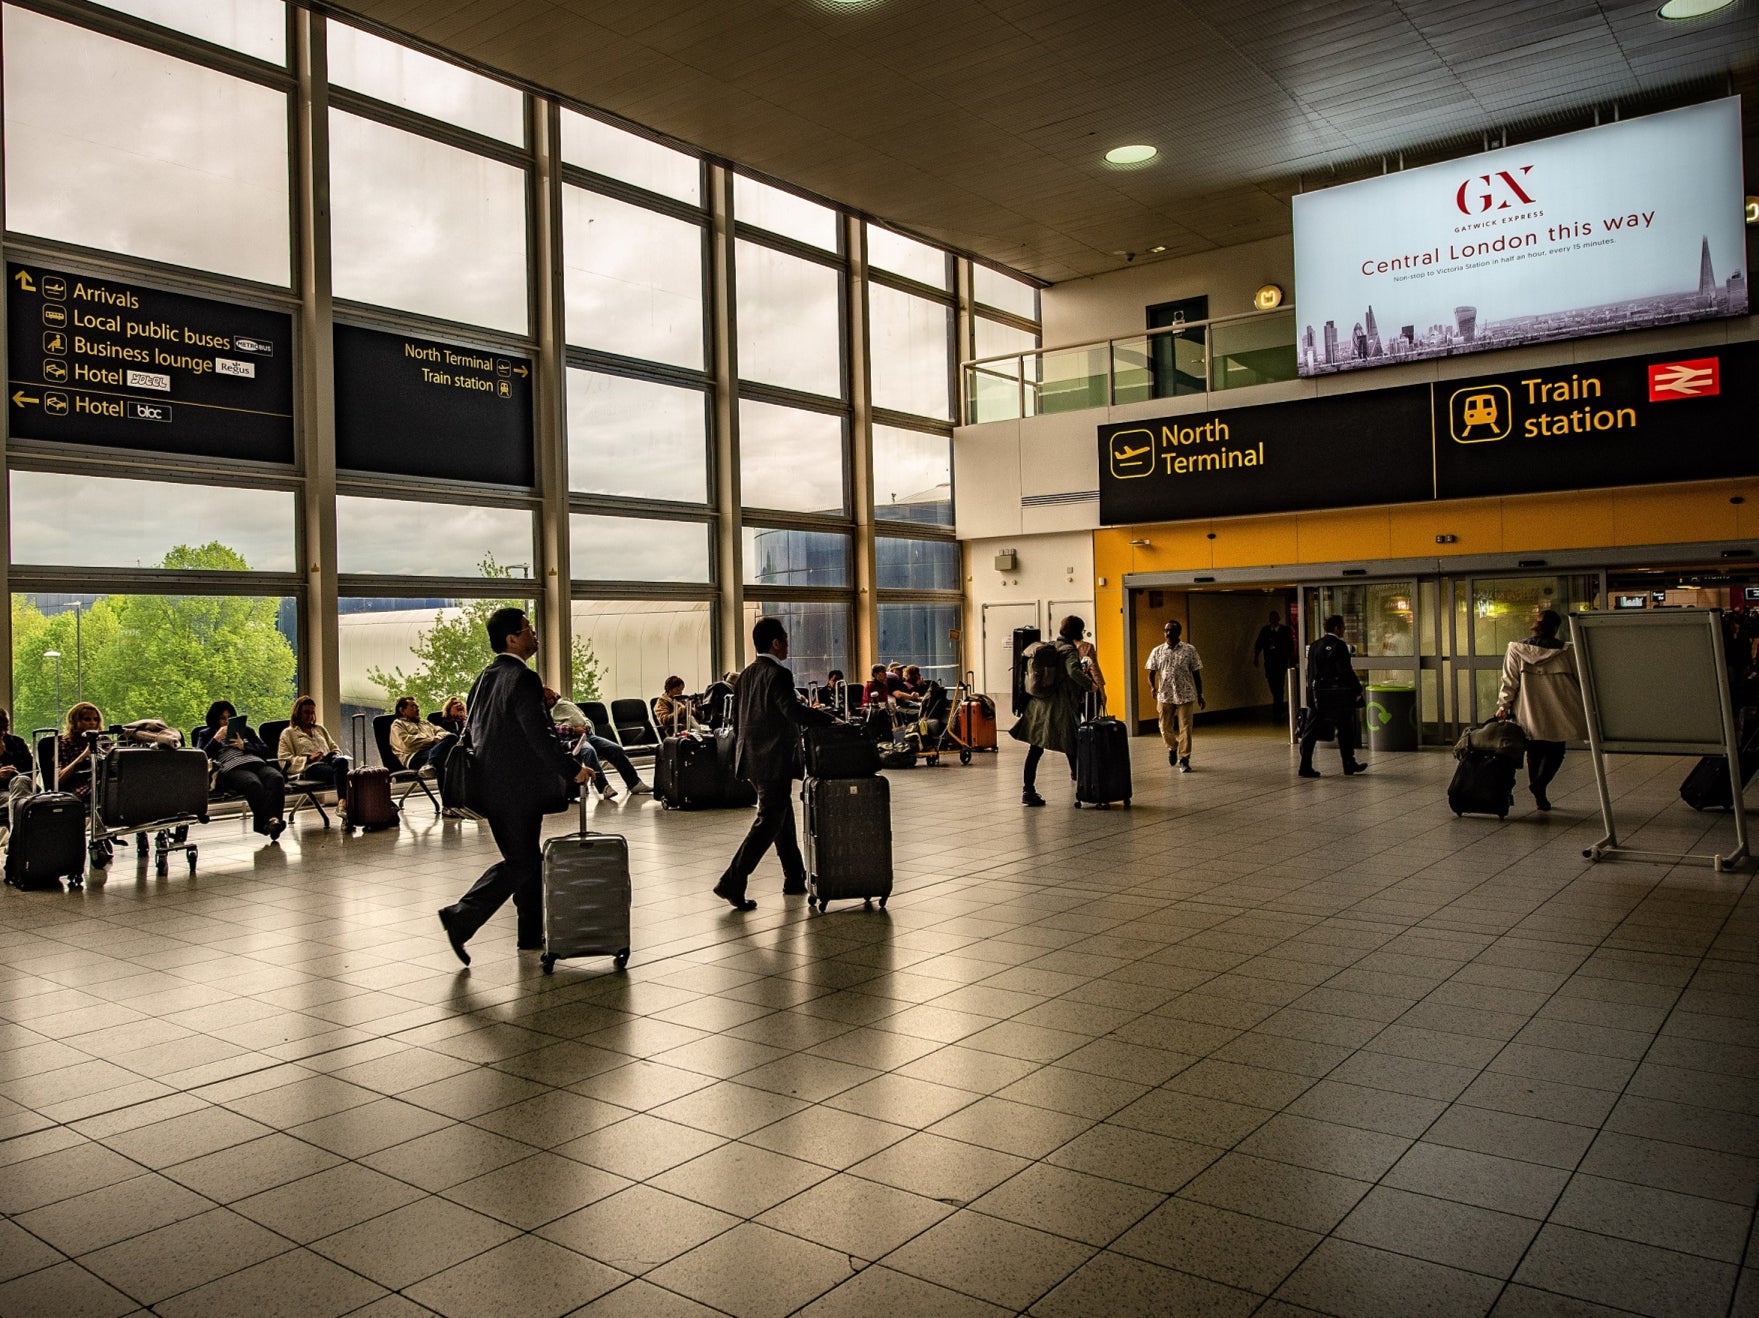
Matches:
[540,795,631,974]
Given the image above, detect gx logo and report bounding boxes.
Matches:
[1454,166,1535,215]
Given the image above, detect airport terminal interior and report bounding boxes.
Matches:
[2,0,1759,1314]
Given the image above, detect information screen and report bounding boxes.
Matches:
[6,262,295,463]
[333,324,534,487]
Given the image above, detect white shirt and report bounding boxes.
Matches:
[1146,641,1203,705]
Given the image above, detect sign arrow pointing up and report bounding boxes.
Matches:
[12,271,34,292]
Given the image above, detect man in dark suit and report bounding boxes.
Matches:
[437,607,590,964]
[713,615,836,911]
[1298,613,1367,779]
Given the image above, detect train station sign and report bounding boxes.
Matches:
[333,324,533,487]
[5,262,294,463]
[1099,338,1759,525]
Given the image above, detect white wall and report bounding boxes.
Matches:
[960,531,1095,701]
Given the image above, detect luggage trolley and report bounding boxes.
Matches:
[943,672,998,766]
[84,730,204,878]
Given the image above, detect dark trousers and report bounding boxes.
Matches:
[217,760,287,833]
[575,735,640,788]
[1023,743,1074,790]
[295,755,350,788]
[448,796,545,946]
[1299,693,1361,770]
[1266,666,1291,710]
[718,777,803,897]
[1526,740,1566,797]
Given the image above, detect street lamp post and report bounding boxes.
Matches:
[44,650,62,719]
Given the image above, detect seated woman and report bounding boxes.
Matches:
[54,702,107,803]
[432,696,468,737]
[278,696,350,788]
[202,700,286,840]
[653,677,702,736]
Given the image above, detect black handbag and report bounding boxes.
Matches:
[440,732,478,811]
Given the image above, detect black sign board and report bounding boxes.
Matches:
[1432,339,1759,500]
[1098,386,1433,524]
[6,262,294,463]
[334,324,533,487]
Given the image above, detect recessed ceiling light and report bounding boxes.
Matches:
[1658,0,1735,18]
[1104,144,1158,166]
[1148,245,1168,254]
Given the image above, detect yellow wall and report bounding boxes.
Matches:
[1091,478,1759,701]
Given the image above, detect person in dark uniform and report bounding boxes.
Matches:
[712,615,836,911]
[437,608,591,965]
[1298,613,1367,778]
[1253,610,1296,716]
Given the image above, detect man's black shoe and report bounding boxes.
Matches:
[1297,767,1321,779]
[782,880,808,895]
[437,907,471,966]
[1343,762,1369,775]
[713,881,757,911]
[1022,790,1046,807]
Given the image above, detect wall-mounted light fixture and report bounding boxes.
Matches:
[993,550,1017,572]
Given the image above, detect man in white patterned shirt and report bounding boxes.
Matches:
[1145,619,1205,772]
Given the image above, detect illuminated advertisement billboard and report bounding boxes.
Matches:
[1292,98,1748,378]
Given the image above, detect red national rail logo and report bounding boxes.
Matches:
[1647,357,1720,402]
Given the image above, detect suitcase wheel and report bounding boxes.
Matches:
[68,874,83,891]
[879,896,887,909]
[1453,810,1462,817]
[959,749,972,765]
[1124,799,1132,808]
[614,949,630,970]
[863,898,873,910]
[187,847,198,871]
[89,841,113,871]
[156,854,169,878]
[541,954,557,975]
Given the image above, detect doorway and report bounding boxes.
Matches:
[1127,584,1298,734]
[980,601,1039,705]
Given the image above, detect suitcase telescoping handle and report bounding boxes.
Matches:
[351,712,368,765]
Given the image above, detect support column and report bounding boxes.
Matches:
[293,12,341,729]
[0,17,12,711]
[847,216,877,669]
[530,99,572,693]
[708,165,744,672]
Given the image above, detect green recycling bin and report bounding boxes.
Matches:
[1364,683,1418,752]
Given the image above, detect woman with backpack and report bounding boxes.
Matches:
[1010,616,1095,806]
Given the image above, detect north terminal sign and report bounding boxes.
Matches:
[5,262,294,463]
[1099,339,1759,525]
[333,324,533,487]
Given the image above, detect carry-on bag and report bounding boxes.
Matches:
[5,792,86,890]
[1680,713,1759,810]
[540,793,631,974]
[345,714,398,831]
[1459,718,1528,763]
[656,734,726,810]
[802,774,892,912]
[1074,695,1131,808]
[713,700,757,807]
[803,722,880,779]
[96,745,211,828]
[1448,750,1518,819]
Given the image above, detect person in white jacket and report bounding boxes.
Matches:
[1495,609,1588,812]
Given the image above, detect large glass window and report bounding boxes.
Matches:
[564,188,704,370]
[571,515,709,583]
[735,241,841,397]
[2,8,290,286]
[738,401,843,515]
[742,600,846,679]
[337,497,532,577]
[567,370,707,503]
[974,315,1039,360]
[329,110,528,332]
[743,528,850,589]
[876,537,959,592]
[867,226,948,289]
[973,265,1038,319]
[873,426,952,526]
[92,0,285,62]
[869,284,952,420]
[338,593,534,732]
[327,22,523,143]
[9,473,295,573]
[561,109,700,205]
[573,598,712,704]
[13,590,298,740]
[877,602,959,684]
[735,176,837,251]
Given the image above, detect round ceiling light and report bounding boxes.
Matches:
[1104,144,1159,166]
[1657,0,1735,17]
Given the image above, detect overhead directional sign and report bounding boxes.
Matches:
[333,324,534,486]
[6,262,294,463]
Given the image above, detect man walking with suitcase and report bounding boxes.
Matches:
[437,608,592,964]
[713,616,836,911]
[1146,620,1205,772]
[1298,614,1367,779]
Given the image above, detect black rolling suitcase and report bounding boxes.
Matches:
[1074,697,1132,808]
[655,734,722,809]
[539,794,631,974]
[1011,626,1042,717]
[803,723,879,779]
[1680,710,1759,811]
[97,746,211,827]
[802,775,892,912]
[713,719,757,807]
[1448,750,1518,819]
[6,792,86,890]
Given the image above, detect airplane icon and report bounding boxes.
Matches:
[1108,429,1156,479]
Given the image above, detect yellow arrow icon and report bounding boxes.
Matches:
[513,365,529,378]
[12,271,34,292]
[11,390,40,406]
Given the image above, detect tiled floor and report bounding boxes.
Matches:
[2,726,1757,1317]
